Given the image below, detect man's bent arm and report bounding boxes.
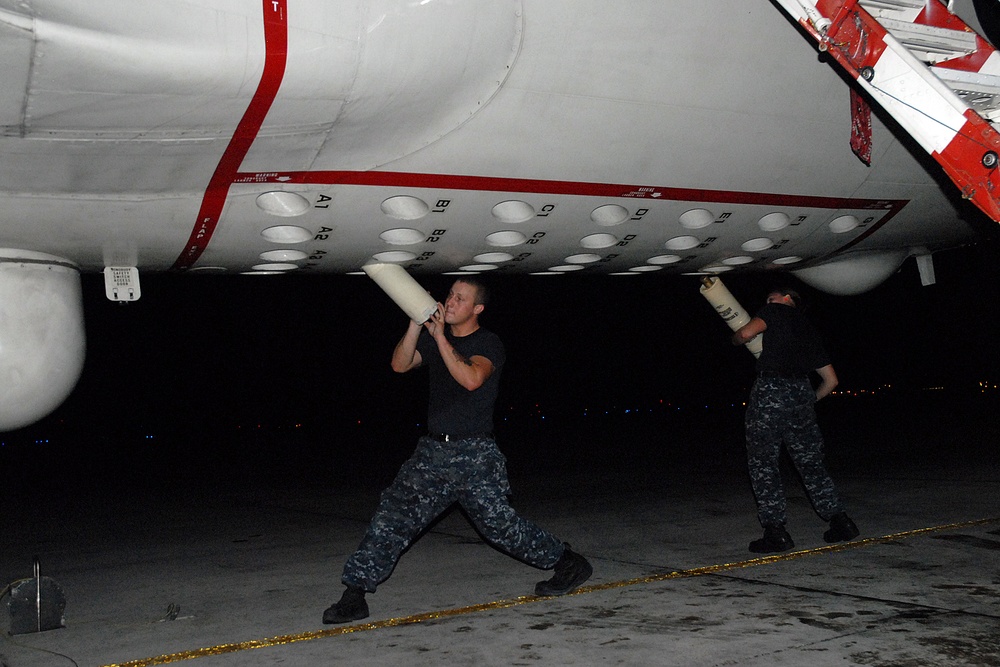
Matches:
[435,336,493,391]
[814,364,838,401]
[391,319,424,373]
[732,317,767,346]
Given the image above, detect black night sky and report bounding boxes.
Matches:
[4,231,1000,490]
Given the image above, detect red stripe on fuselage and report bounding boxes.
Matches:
[172,0,288,271]
[234,169,906,212]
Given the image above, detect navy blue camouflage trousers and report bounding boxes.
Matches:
[342,435,564,592]
[745,376,843,527]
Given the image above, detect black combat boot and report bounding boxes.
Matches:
[823,512,860,543]
[534,544,593,596]
[322,586,369,624]
[749,524,794,554]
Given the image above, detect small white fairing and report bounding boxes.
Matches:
[793,250,910,296]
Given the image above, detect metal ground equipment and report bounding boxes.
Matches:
[3,558,66,635]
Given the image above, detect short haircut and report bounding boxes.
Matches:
[770,287,802,307]
[455,277,490,307]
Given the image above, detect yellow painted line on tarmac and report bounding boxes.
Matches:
[103,516,1000,667]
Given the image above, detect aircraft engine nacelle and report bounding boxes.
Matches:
[0,251,86,432]
[792,249,910,296]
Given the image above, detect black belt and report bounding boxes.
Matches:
[427,432,492,442]
[758,370,808,380]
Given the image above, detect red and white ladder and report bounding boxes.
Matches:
[774,0,1000,223]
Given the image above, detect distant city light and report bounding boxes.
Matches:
[2,381,997,449]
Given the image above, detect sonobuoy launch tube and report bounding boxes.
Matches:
[362,262,438,324]
[699,276,762,358]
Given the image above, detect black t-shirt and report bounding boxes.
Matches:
[416,327,505,435]
[754,303,830,375]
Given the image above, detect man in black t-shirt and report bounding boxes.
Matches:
[732,288,860,554]
[323,278,592,624]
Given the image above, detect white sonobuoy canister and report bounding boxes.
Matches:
[362,262,438,324]
[699,276,762,358]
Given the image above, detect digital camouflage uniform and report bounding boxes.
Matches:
[745,302,844,528]
[745,375,842,526]
[341,326,563,593]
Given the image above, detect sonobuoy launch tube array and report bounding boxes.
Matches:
[699,277,762,358]
[362,262,438,324]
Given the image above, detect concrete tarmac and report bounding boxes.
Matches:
[2,395,999,666]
